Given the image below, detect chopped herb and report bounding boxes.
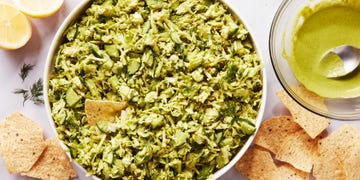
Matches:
[225,64,238,82]
[19,63,35,82]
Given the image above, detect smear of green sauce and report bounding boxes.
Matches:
[289,1,360,98]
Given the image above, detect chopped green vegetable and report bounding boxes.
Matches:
[96,121,116,134]
[48,0,263,179]
[127,58,141,75]
[104,44,119,58]
[65,88,81,107]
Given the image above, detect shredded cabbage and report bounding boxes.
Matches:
[48,0,263,179]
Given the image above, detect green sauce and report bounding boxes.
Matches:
[290,2,360,98]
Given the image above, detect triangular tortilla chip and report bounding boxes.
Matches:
[236,146,309,180]
[313,125,360,180]
[278,163,309,180]
[85,99,127,125]
[276,88,330,138]
[0,112,46,173]
[253,116,323,172]
[344,142,360,179]
[22,137,77,180]
[236,146,280,180]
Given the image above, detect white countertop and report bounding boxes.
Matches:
[1,0,359,179]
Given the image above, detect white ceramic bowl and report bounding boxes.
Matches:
[44,0,267,179]
[270,0,360,120]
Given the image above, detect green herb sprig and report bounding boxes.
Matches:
[29,78,44,104]
[19,63,35,82]
[13,88,30,105]
[13,78,44,105]
[13,63,44,105]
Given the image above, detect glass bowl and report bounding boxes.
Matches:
[270,0,360,120]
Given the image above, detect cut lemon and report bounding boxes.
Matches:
[13,0,64,18]
[0,2,32,50]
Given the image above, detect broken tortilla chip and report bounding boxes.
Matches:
[0,112,46,173]
[313,125,360,180]
[253,116,323,172]
[236,146,309,180]
[22,137,77,180]
[85,99,127,125]
[276,88,330,138]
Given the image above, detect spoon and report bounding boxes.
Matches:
[320,45,360,78]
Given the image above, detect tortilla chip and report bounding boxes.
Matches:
[253,116,323,172]
[22,137,77,180]
[276,88,330,138]
[344,141,360,179]
[0,112,46,173]
[85,99,128,125]
[236,146,309,180]
[278,163,309,180]
[313,125,360,180]
[236,146,280,180]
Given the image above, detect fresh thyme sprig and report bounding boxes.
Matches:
[19,63,35,82]
[13,78,44,105]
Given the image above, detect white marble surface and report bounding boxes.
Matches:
[1,0,359,179]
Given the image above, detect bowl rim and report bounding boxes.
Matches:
[269,0,360,120]
[43,0,96,177]
[43,0,268,179]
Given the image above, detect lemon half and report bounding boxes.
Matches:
[14,0,64,18]
[0,2,32,50]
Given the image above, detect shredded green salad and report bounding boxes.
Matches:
[48,0,263,179]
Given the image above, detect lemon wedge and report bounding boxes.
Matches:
[13,0,64,18]
[0,2,32,50]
